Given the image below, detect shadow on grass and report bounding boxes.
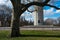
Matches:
[20,34,60,37]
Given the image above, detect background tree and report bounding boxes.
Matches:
[0,5,12,27]
[20,16,33,26]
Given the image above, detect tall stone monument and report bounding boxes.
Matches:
[33,10,38,25]
[33,0,43,25]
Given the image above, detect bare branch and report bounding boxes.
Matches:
[46,4,60,10]
[11,0,60,13]
[25,2,44,7]
[27,9,37,13]
[21,1,60,13]
[44,0,50,4]
[21,2,44,13]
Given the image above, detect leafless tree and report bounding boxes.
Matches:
[10,0,60,37]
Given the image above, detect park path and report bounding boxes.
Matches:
[0,25,60,30]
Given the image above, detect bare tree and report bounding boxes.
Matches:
[0,5,12,27]
[10,0,21,37]
[10,0,60,37]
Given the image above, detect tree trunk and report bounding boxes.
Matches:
[10,0,21,37]
[11,6,21,37]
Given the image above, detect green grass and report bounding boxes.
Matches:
[20,30,60,35]
[0,30,60,40]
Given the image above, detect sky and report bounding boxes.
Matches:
[0,0,60,21]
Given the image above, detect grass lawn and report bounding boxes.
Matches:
[0,30,60,40]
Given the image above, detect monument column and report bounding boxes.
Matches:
[38,0,43,25]
[34,0,43,25]
[38,6,43,25]
[33,10,38,25]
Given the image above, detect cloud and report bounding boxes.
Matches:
[56,10,60,13]
[48,0,60,6]
[0,0,5,4]
[44,17,48,21]
[0,0,12,8]
[44,7,60,17]
[21,10,34,21]
[44,8,55,16]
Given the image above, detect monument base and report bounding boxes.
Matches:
[22,25,59,28]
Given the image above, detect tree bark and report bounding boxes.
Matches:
[11,6,21,37]
[11,0,21,37]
